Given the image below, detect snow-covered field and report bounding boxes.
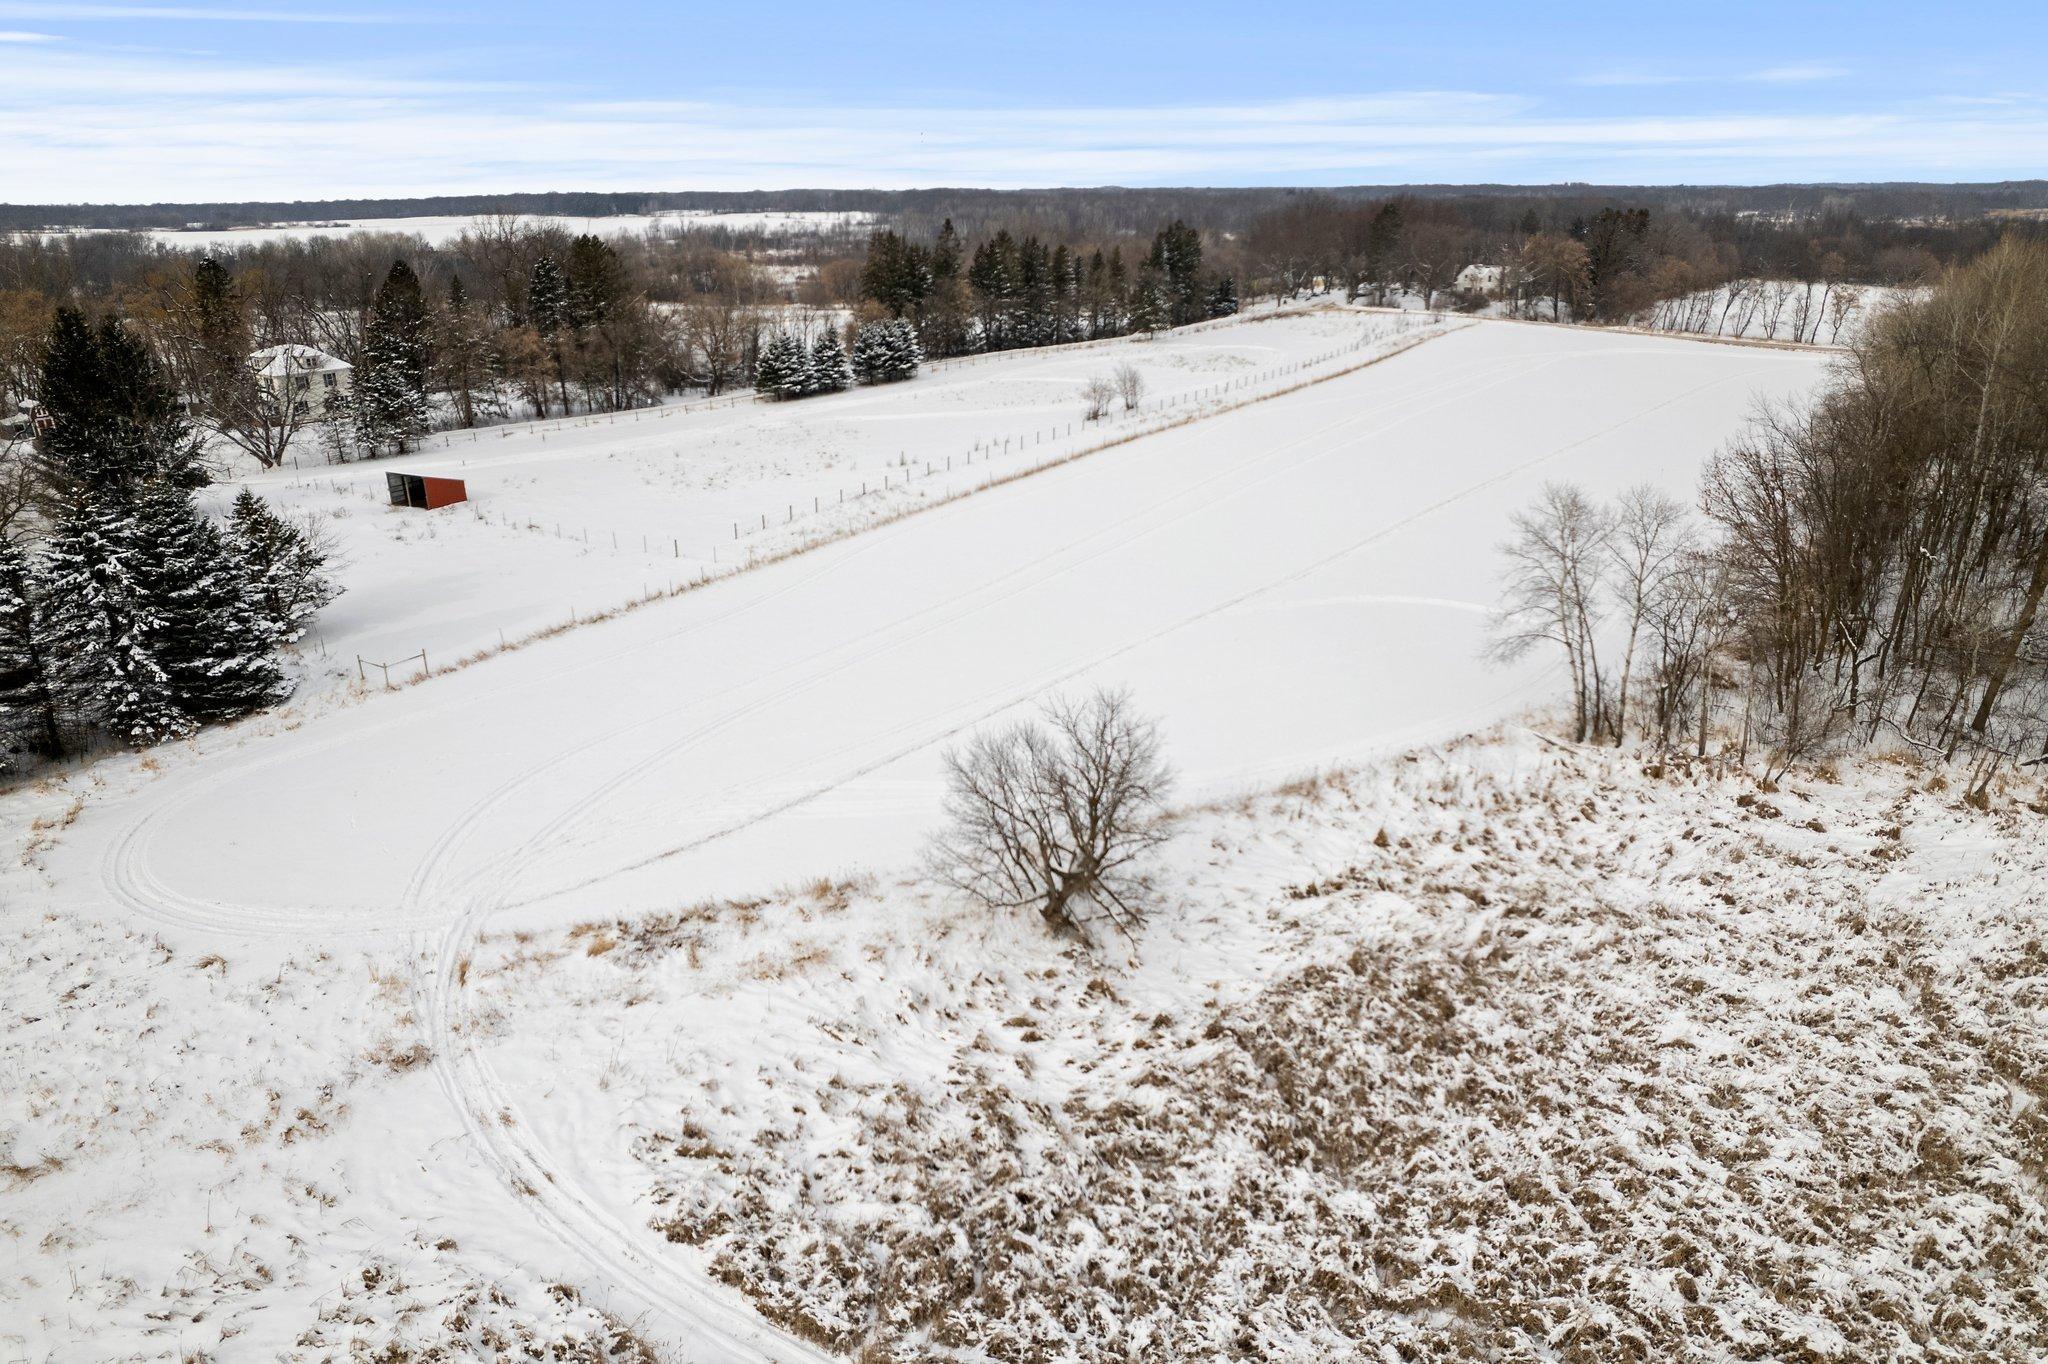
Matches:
[10,209,877,249]
[24,314,2018,1362]
[224,306,1449,701]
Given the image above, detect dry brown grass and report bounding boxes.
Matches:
[636,746,2048,1363]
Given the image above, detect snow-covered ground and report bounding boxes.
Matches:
[11,209,877,249]
[221,306,1449,701]
[8,314,1920,1362]
[480,735,2048,1360]
[1633,280,1916,346]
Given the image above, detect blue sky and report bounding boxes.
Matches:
[1,0,2043,202]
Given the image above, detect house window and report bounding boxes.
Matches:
[322,371,338,389]
[294,374,311,392]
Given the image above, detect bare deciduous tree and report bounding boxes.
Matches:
[1489,482,1614,742]
[1606,485,1693,743]
[1081,375,1115,422]
[1112,362,1144,412]
[929,688,1174,942]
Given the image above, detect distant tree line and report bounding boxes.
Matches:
[2,191,2039,477]
[1237,192,2044,320]
[10,181,2048,236]
[857,218,1238,358]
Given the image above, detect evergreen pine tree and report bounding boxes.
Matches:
[228,488,338,645]
[526,256,569,334]
[0,536,64,771]
[754,329,790,398]
[37,495,189,746]
[920,219,970,358]
[808,328,850,394]
[1146,220,1205,327]
[355,260,432,453]
[433,275,493,430]
[1206,275,1240,318]
[34,309,206,505]
[566,235,625,329]
[754,330,811,400]
[1103,248,1130,336]
[850,321,890,386]
[849,320,923,385]
[1127,273,1165,333]
[126,483,285,723]
[885,319,923,381]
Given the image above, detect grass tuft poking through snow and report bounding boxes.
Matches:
[476,731,2048,1363]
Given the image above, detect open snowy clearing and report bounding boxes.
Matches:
[4,319,1865,1361]
[124,319,1829,924]
[222,305,1443,703]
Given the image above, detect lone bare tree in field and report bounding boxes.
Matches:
[1081,375,1115,421]
[930,688,1173,941]
[1113,362,1145,412]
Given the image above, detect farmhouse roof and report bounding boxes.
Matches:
[248,344,352,378]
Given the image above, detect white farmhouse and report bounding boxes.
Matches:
[249,344,352,419]
[1453,264,1503,298]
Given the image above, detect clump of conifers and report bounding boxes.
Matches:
[756,319,921,401]
[1,307,336,775]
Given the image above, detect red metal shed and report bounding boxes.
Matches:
[386,472,468,509]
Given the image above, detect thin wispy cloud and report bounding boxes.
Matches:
[0,3,413,22]
[0,14,2040,200]
[1749,64,1849,83]
[6,74,2045,200]
[1574,63,1850,88]
[1572,71,1691,88]
[0,28,56,40]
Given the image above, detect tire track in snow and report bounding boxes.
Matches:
[91,325,1774,1361]
[406,336,1747,1361]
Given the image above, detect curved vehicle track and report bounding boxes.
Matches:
[76,320,1832,1361]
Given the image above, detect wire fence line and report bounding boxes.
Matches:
[284,299,1364,472]
[305,316,1442,696]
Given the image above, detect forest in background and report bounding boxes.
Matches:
[6,179,2048,234]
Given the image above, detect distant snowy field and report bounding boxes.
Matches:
[13,208,877,248]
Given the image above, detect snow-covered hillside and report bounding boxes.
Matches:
[10,730,2045,1360]
[8,315,1906,1362]
[1633,280,1915,346]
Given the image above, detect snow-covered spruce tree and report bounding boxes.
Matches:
[1126,275,1165,334]
[885,319,923,380]
[0,536,64,770]
[355,260,432,454]
[125,482,286,724]
[808,328,850,394]
[37,495,190,747]
[228,488,338,645]
[1207,275,1240,318]
[754,330,811,401]
[34,307,207,507]
[850,321,890,386]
